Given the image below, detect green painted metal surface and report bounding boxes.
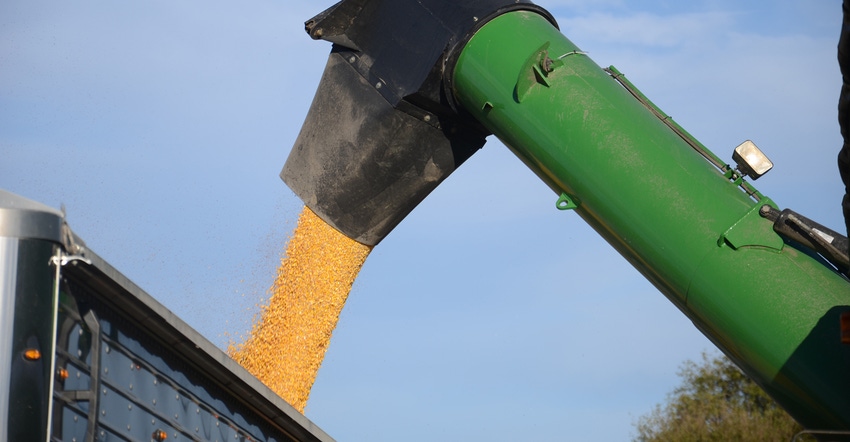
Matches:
[453,10,850,431]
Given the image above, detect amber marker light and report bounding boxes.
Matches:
[841,312,850,344]
[152,429,167,441]
[23,349,41,361]
[57,368,69,381]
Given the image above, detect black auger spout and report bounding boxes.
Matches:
[280,0,556,245]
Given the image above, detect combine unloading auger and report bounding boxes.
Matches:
[283,0,850,435]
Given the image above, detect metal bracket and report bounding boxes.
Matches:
[50,254,91,268]
[718,200,784,250]
[516,42,561,102]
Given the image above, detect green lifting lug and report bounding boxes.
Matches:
[556,192,578,210]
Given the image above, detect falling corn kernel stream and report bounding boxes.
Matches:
[230,206,372,413]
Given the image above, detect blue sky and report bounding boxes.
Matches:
[1,0,843,440]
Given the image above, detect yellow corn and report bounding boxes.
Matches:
[229,206,372,413]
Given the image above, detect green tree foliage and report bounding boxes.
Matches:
[633,352,812,442]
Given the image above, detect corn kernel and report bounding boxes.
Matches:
[230,206,372,413]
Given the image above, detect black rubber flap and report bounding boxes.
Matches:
[281,51,484,246]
